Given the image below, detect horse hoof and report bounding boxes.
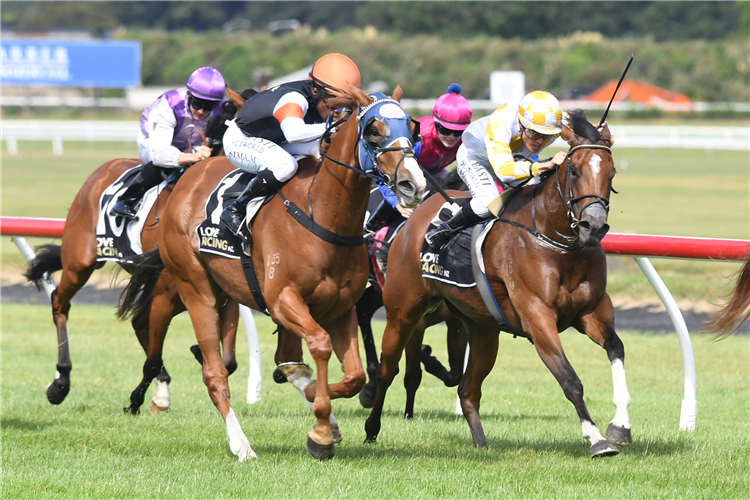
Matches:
[606,423,633,446]
[358,384,376,409]
[364,435,377,445]
[331,423,343,444]
[46,380,69,405]
[306,436,335,460]
[123,406,141,415]
[149,401,169,414]
[590,439,619,458]
[273,362,313,384]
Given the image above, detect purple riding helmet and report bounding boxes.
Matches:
[186,66,226,101]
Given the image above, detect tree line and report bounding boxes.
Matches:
[3,1,748,42]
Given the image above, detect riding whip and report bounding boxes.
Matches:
[599,53,634,127]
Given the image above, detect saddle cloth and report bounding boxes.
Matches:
[419,199,478,287]
[96,165,167,262]
[196,169,264,259]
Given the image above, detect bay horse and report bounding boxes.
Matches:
[357,179,469,414]
[24,94,249,413]
[118,86,427,461]
[364,109,632,458]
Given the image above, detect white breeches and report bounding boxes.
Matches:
[223,120,319,183]
[455,145,501,218]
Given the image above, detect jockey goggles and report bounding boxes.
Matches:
[188,95,219,112]
[435,122,462,137]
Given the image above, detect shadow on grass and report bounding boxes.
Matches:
[1,416,52,432]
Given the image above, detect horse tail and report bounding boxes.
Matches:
[23,244,62,290]
[116,248,165,320]
[703,258,750,339]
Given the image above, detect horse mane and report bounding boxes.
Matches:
[205,88,258,149]
[327,85,374,111]
[567,109,602,144]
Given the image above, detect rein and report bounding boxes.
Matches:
[284,95,414,247]
[496,143,612,252]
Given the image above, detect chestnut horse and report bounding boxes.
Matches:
[364,110,631,458]
[24,98,244,413]
[119,86,426,461]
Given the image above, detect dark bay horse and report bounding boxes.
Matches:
[364,110,631,458]
[24,95,247,413]
[119,86,426,461]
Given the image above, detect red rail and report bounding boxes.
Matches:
[1,216,749,262]
[1,216,67,238]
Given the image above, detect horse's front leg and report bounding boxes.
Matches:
[274,287,337,460]
[403,319,427,419]
[457,322,499,448]
[575,293,632,446]
[524,305,619,458]
[355,284,384,408]
[364,291,427,444]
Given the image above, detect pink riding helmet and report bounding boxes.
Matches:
[186,66,226,101]
[433,83,473,131]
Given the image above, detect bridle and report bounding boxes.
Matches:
[556,143,613,233]
[318,94,416,192]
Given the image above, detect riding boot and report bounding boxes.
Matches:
[424,202,484,250]
[109,162,164,220]
[220,169,284,238]
[365,200,399,233]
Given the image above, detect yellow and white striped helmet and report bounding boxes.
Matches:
[517,90,563,134]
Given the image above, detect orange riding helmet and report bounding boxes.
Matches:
[309,53,361,96]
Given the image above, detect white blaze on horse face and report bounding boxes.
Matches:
[610,359,632,429]
[396,138,426,190]
[225,408,257,461]
[589,153,602,178]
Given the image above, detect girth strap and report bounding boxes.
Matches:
[240,252,270,316]
[470,224,515,334]
[279,192,364,247]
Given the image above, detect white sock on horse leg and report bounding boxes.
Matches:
[287,370,313,400]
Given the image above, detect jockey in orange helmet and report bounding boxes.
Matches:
[220,53,361,238]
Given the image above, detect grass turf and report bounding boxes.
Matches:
[1,304,748,499]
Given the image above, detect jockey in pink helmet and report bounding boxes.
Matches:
[110,66,226,220]
[367,84,472,230]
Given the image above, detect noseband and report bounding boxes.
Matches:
[557,144,612,233]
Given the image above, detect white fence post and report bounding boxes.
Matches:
[635,256,697,430]
[240,305,263,404]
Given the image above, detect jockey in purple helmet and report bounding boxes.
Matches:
[110,66,226,220]
[366,83,472,231]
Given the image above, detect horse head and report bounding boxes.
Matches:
[328,85,426,208]
[204,88,258,154]
[559,109,616,247]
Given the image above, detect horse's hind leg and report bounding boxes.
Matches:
[47,256,97,404]
[219,297,240,376]
[576,294,632,446]
[443,316,468,387]
[356,284,384,408]
[403,319,427,419]
[125,273,186,415]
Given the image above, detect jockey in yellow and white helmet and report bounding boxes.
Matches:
[425,90,570,249]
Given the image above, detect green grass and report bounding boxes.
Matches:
[2,304,748,499]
